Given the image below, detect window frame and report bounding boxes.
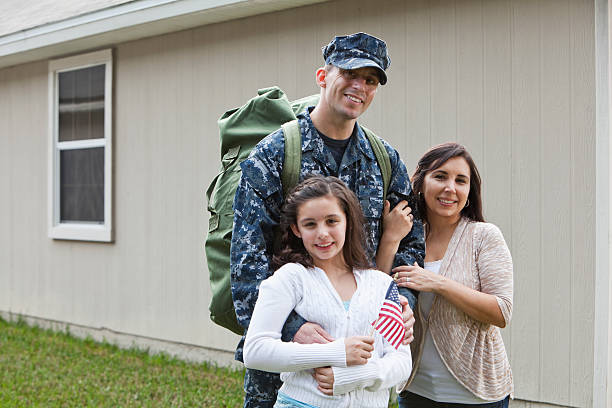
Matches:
[48,49,113,242]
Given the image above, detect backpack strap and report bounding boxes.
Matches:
[281,120,302,197]
[361,126,391,199]
[281,121,391,200]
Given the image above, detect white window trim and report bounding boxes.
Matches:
[47,49,113,242]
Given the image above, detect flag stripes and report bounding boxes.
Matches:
[371,281,405,349]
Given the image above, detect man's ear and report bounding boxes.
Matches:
[290,224,301,238]
[315,67,327,88]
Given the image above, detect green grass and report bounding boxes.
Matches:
[0,317,245,407]
[0,317,400,407]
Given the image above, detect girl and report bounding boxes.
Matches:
[392,143,513,407]
[243,175,412,408]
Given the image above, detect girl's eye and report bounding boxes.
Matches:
[434,174,445,180]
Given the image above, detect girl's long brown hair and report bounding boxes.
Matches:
[272,175,372,270]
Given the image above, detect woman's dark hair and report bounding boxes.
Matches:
[411,142,485,224]
[272,175,372,270]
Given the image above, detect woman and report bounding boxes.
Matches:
[392,143,513,407]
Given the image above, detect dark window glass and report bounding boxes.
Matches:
[60,148,104,223]
[58,64,105,142]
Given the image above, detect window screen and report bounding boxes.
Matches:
[60,147,104,223]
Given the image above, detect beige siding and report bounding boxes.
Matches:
[510,0,542,400]
[0,0,597,406]
[0,62,48,319]
[570,1,597,406]
[510,400,574,408]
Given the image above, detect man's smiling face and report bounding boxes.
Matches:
[321,66,380,122]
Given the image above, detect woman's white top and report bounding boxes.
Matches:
[243,263,412,408]
[407,260,488,403]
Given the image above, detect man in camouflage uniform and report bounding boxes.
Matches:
[230,32,425,407]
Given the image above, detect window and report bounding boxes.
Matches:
[48,49,113,241]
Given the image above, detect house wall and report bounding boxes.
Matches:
[0,0,597,406]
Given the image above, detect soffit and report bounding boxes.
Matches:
[0,0,329,69]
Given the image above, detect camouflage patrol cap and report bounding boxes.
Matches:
[322,32,391,85]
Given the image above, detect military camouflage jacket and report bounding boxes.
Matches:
[230,109,425,361]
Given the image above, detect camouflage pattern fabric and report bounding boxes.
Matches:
[230,108,425,405]
[243,368,282,408]
[322,32,391,84]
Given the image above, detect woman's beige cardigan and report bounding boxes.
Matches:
[403,217,513,400]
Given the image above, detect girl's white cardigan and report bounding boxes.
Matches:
[243,263,412,408]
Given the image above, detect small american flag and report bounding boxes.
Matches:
[371,281,405,349]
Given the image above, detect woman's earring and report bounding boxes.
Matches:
[465,198,470,208]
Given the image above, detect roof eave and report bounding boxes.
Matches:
[0,0,328,69]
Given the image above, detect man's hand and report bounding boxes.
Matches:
[398,295,415,345]
[293,322,334,344]
[313,366,334,395]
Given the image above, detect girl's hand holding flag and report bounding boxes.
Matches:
[344,336,375,365]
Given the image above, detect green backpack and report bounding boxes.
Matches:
[205,86,391,335]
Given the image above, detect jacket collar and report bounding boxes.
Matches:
[300,109,377,168]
